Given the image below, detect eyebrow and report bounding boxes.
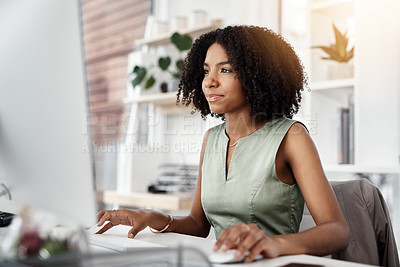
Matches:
[203,61,232,67]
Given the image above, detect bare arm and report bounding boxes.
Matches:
[269,123,348,255]
[96,129,211,238]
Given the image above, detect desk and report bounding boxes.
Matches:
[87,225,376,267]
[0,225,376,267]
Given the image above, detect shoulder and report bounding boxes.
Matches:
[201,124,220,152]
[203,128,212,143]
[210,122,226,132]
[271,117,307,135]
[279,121,319,166]
[284,121,311,145]
[199,127,214,165]
[205,122,226,139]
[286,121,308,136]
[280,121,314,154]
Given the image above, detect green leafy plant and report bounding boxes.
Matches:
[312,23,354,63]
[131,32,193,91]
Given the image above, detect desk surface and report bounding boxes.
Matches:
[0,225,376,267]
[86,225,376,267]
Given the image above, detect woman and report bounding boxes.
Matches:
[96,25,348,263]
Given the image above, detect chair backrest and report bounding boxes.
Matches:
[300,178,399,267]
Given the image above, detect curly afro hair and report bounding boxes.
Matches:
[177,25,307,123]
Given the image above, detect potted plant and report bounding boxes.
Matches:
[313,23,354,79]
[131,32,193,93]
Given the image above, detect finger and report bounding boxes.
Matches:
[95,221,114,234]
[237,224,251,247]
[213,228,230,251]
[244,241,264,263]
[113,209,123,225]
[236,227,265,258]
[219,223,250,252]
[126,216,140,239]
[96,210,107,222]
[97,210,112,226]
[127,224,146,239]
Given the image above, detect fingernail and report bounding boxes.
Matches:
[129,233,133,238]
[234,251,242,259]
[221,244,228,252]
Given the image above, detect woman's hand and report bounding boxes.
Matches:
[95,209,148,238]
[213,223,280,263]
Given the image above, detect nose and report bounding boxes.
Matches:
[203,72,219,89]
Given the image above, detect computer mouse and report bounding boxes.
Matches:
[208,249,244,264]
[208,249,264,264]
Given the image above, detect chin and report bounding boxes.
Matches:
[209,106,225,114]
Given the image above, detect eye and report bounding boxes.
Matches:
[221,68,232,73]
[204,69,209,75]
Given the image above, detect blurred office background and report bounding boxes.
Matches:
[80,0,400,243]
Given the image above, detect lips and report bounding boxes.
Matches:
[206,94,224,102]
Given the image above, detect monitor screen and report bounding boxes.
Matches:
[0,0,97,227]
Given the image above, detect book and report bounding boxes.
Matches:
[339,108,350,164]
[148,164,199,194]
[348,95,355,164]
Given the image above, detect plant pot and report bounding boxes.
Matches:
[131,84,159,96]
[168,76,181,92]
[327,62,354,80]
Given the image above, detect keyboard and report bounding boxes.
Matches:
[87,233,167,252]
[0,211,15,227]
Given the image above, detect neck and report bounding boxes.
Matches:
[225,113,264,139]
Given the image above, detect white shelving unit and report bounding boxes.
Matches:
[301,0,400,172]
[311,78,354,91]
[285,0,400,243]
[284,0,400,241]
[282,0,357,167]
[123,91,190,115]
[124,91,177,105]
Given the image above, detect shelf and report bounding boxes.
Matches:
[135,20,223,47]
[100,191,193,210]
[123,92,192,114]
[311,78,354,91]
[323,164,400,174]
[311,0,352,12]
[124,91,178,105]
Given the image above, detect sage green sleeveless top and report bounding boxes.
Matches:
[201,117,304,238]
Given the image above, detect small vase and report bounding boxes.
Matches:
[327,62,354,80]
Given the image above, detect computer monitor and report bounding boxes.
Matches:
[0,0,97,227]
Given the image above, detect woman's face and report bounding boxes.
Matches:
[202,43,248,115]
